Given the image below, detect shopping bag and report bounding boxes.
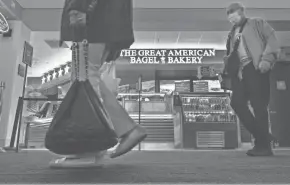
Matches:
[101,61,121,96]
[45,41,118,155]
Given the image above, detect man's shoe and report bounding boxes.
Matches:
[246,146,274,157]
[110,126,147,158]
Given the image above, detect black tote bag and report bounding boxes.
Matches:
[45,41,118,155]
[220,19,248,90]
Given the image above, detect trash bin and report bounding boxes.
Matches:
[270,60,290,147]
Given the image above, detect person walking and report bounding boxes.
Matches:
[50,0,146,168]
[224,2,280,156]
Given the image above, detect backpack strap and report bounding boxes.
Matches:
[226,18,248,55]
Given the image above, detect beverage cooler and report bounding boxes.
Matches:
[176,92,239,149]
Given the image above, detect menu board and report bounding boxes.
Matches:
[175,81,190,92]
[199,66,215,77]
[193,81,209,92]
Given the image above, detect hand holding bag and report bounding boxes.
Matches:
[45,40,118,155]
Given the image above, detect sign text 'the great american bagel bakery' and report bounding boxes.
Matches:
[120,49,215,64]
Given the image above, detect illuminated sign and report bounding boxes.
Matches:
[0,12,9,33]
[120,49,215,64]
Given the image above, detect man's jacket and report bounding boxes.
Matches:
[228,18,280,68]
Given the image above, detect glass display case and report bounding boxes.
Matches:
[117,93,172,114]
[175,92,239,149]
[181,94,236,123]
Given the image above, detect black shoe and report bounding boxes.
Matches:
[246,146,274,157]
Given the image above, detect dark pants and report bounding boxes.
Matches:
[230,62,271,148]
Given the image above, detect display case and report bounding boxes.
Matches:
[178,92,239,149]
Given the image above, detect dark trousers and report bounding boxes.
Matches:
[230,62,271,148]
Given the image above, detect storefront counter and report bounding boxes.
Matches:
[173,92,240,149]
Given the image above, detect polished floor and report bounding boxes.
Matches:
[0,149,290,183]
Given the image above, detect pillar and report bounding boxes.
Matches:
[0,21,31,147]
[155,70,160,93]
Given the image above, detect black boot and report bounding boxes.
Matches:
[247,133,277,154]
[246,143,274,157]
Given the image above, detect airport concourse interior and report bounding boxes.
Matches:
[1,1,290,151]
[1,0,290,183]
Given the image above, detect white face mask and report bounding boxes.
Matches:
[228,11,242,25]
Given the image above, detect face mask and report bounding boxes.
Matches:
[228,12,242,25]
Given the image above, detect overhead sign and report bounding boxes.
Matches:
[197,66,216,79]
[0,12,9,33]
[22,41,33,67]
[120,49,215,64]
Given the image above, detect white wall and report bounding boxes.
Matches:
[0,21,31,147]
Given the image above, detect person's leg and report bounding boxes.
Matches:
[230,76,259,141]
[87,43,138,137]
[243,63,272,156]
[98,46,147,158]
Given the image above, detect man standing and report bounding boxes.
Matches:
[224,2,280,156]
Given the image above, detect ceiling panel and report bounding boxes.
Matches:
[178,31,202,43]
[22,8,290,32]
[17,0,65,8]
[156,31,179,43]
[16,0,290,9]
[134,31,155,40]
[200,32,227,44]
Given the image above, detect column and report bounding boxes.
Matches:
[154,70,160,93]
[0,21,31,147]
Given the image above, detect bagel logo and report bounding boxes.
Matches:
[0,12,9,33]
